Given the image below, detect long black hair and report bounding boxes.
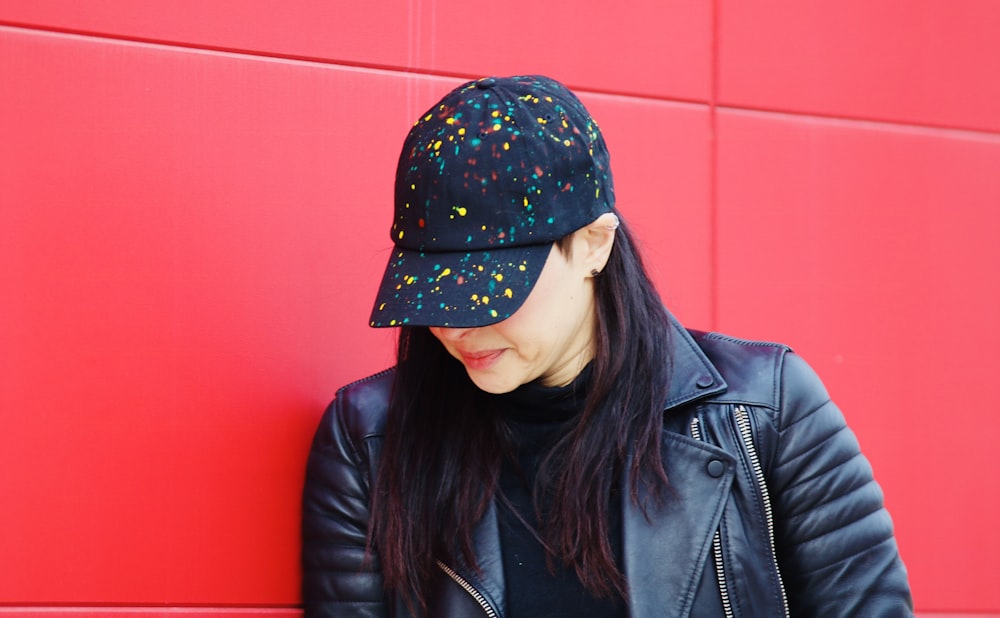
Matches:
[369,212,672,610]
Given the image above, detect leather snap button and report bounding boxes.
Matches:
[707,459,725,478]
[476,77,497,89]
[696,376,714,388]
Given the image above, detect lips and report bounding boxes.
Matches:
[458,348,506,370]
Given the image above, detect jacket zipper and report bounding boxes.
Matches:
[733,405,790,617]
[436,560,499,618]
[690,418,735,618]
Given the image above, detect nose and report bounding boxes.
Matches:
[430,326,472,342]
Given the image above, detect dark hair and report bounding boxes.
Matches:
[369,212,672,610]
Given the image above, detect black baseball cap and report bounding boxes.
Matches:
[369,75,615,328]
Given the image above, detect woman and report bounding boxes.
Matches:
[302,75,912,617]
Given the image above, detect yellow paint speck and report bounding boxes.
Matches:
[503,288,513,298]
[490,309,498,317]
[503,142,510,151]
[436,268,452,281]
[433,140,442,150]
[494,273,504,282]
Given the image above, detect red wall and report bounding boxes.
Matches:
[1,1,998,615]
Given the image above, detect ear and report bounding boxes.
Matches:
[575,212,619,276]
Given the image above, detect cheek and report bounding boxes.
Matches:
[492,318,549,364]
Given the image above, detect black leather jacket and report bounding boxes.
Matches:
[302,319,913,617]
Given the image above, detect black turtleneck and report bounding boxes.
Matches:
[489,368,626,618]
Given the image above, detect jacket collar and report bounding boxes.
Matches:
[663,312,727,410]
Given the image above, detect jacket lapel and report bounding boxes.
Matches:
[435,499,505,617]
[622,433,735,618]
[624,316,734,617]
[470,500,507,615]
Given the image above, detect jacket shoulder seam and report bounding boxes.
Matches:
[700,331,792,352]
[331,367,394,446]
[693,331,792,413]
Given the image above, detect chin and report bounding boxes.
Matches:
[467,372,523,395]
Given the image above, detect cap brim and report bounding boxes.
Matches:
[369,243,553,328]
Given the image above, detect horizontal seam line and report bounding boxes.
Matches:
[4,21,998,137]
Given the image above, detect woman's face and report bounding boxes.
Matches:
[430,240,599,394]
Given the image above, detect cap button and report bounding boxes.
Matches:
[476,77,497,89]
[696,376,714,389]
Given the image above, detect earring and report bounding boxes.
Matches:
[591,269,602,277]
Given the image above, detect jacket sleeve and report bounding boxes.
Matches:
[768,352,913,616]
[302,394,389,618]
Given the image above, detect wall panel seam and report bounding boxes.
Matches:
[0,20,678,107]
[1,20,997,138]
[708,0,721,331]
[715,105,1000,140]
